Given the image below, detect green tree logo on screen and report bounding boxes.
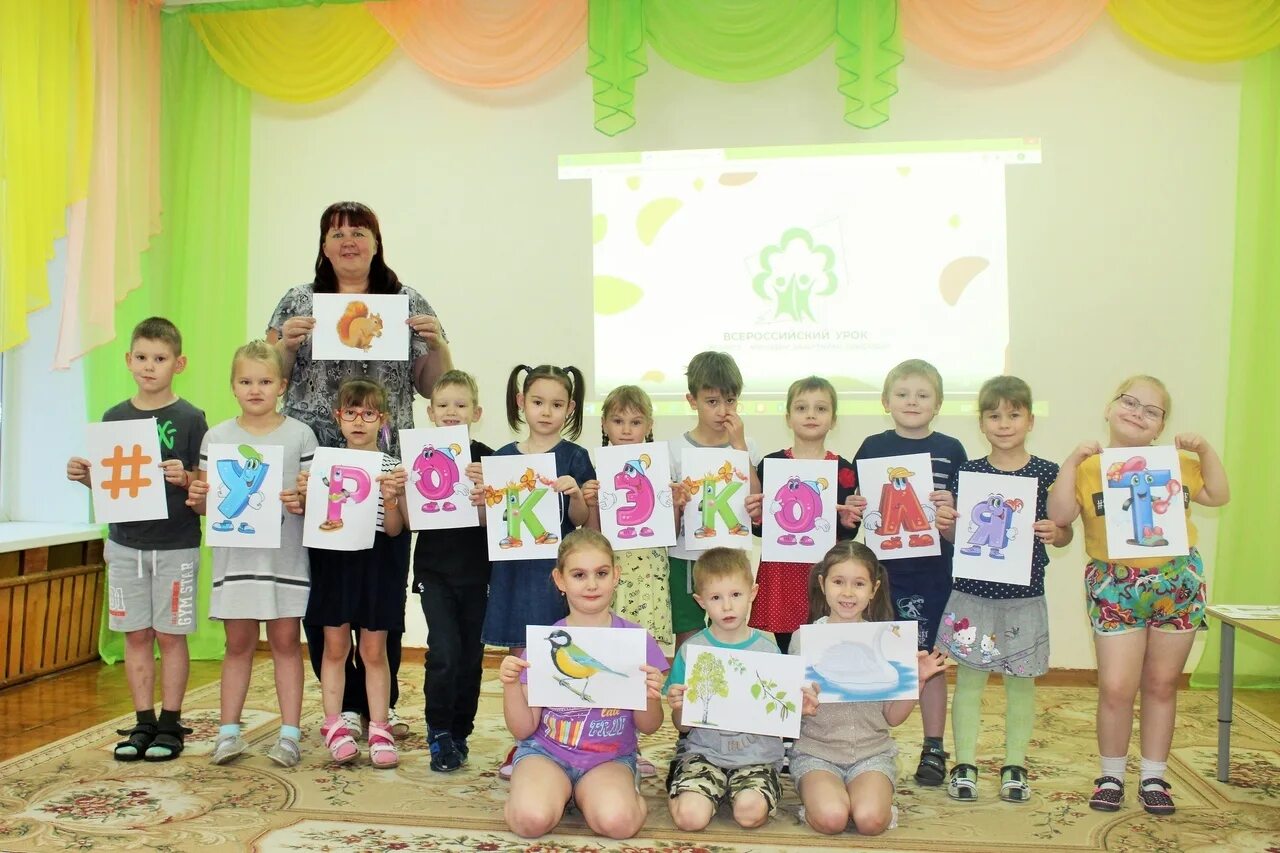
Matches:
[752,228,838,322]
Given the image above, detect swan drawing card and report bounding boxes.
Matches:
[481,454,562,561]
[952,470,1039,586]
[855,452,941,560]
[1099,445,1190,561]
[797,620,920,703]
[683,645,805,739]
[525,625,649,711]
[311,293,409,361]
[679,447,752,552]
[399,426,478,531]
[761,458,839,563]
[595,442,677,549]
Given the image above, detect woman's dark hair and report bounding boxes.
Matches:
[505,364,586,441]
[807,540,894,623]
[314,201,401,294]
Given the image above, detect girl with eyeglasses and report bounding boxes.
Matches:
[1048,375,1229,815]
[294,377,410,768]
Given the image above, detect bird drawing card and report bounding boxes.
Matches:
[761,457,839,563]
[85,418,168,524]
[399,426,478,531]
[205,443,285,549]
[855,452,941,559]
[311,293,409,361]
[1099,445,1190,561]
[683,645,805,739]
[595,442,677,549]
[952,470,1038,586]
[797,620,920,703]
[525,624,649,710]
[481,453,561,561]
[679,447,752,552]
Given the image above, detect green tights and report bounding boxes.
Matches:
[951,665,1036,767]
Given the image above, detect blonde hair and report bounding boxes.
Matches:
[692,548,753,594]
[555,528,614,571]
[1112,375,1171,422]
[882,358,944,403]
[601,385,655,445]
[432,369,480,407]
[977,375,1032,417]
[786,376,838,420]
[231,340,285,385]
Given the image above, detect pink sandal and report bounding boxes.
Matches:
[323,717,359,764]
[367,721,398,769]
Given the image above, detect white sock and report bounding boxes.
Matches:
[1099,755,1127,783]
[1140,757,1167,786]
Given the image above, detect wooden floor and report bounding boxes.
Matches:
[2,655,1277,762]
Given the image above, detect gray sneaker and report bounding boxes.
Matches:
[210,734,247,765]
[266,737,301,768]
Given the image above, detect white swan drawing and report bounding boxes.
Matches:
[811,624,900,692]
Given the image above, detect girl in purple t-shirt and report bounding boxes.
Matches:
[500,529,668,840]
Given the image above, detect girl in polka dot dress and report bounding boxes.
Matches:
[749,377,858,653]
[933,376,1072,804]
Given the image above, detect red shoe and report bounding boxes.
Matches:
[499,744,518,780]
[909,534,935,547]
[881,536,903,550]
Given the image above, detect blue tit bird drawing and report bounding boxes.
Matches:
[546,629,626,702]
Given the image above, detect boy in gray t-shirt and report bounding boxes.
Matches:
[665,549,785,831]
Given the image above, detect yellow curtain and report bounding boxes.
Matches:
[0,0,94,353]
[188,4,394,103]
[368,0,586,89]
[902,0,1110,70]
[1110,0,1280,62]
[58,0,164,368]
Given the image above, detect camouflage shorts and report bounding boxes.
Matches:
[668,753,782,815]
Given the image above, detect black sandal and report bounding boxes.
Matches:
[915,743,949,786]
[143,720,192,762]
[114,721,157,762]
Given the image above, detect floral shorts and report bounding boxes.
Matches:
[1084,549,1206,634]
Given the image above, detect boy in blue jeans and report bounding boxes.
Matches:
[67,317,207,761]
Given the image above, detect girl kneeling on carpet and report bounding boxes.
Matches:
[500,529,668,840]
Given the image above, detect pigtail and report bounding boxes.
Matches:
[562,365,587,441]
[506,364,531,433]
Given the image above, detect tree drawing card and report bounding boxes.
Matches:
[85,419,168,524]
[798,620,919,703]
[679,447,752,552]
[302,447,382,551]
[310,293,410,361]
[400,426,478,531]
[595,442,676,549]
[206,443,285,549]
[481,453,561,561]
[1100,445,1190,561]
[761,457,839,563]
[952,470,1039,586]
[855,452,940,559]
[682,645,804,739]
[525,624,648,710]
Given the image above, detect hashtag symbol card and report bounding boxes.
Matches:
[86,418,169,524]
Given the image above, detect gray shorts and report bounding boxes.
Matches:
[104,541,199,634]
[790,748,898,787]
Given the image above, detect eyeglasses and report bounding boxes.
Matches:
[339,408,382,423]
[1113,394,1165,422]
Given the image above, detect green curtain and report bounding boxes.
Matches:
[586,0,903,135]
[88,15,250,664]
[1192,49,1280,690]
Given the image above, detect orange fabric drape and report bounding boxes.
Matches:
[58,0,163,367]
[367,0,586,88]
[901,0,1110,70]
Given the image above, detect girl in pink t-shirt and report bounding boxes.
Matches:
[500,529,668,840]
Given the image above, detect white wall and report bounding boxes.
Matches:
[246,16,1240,668]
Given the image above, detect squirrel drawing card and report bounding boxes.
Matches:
[311,293,410,361]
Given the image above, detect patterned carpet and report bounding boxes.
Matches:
[0,664,1277,852]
